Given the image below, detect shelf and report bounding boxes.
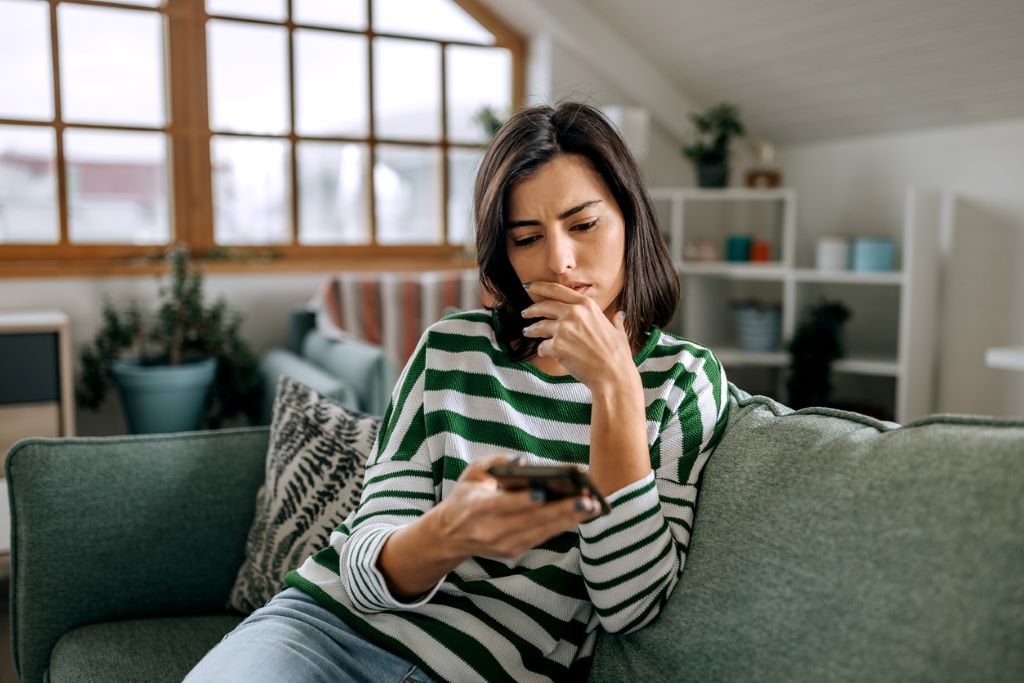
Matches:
[793,269,903,285]
[713,348,899,377]
[676,261,788,280]
[714,348,789,367]
[985,346,1024,371]
[651,187,794,202]
[832,356,900,377]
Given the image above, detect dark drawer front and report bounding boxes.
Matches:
[0,332,60,405]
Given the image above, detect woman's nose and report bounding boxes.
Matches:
[546,233,576,273]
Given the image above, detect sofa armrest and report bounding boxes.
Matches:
[301,330,397,416]
[259,348,360,424]
[5,427,269,683]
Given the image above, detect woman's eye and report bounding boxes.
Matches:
[572,219,599,232]
[512,235,540,247]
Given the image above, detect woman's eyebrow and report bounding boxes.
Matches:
[507,199,602,229]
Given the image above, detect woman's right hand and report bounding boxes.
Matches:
[432,454,600,561]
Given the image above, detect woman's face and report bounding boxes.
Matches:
[505,154,627,320]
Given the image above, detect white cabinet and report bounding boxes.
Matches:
[0,310,76,556]
[650,187,945,423]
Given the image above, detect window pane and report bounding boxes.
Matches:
[298,142,369,245]
[373,38,440,141]
[206,0,285,22]
[0,125,58,244]
[448,147,482,247]
[58,4,166,127]
[65,129,169,244]
[212,136,290,245]
[208,20,288,135]
[294,0,365,30]
[374,145,441,245]
[373,0,494,44]
[0,0,53,121]
[295,30,367,137]
[446,46,510,144]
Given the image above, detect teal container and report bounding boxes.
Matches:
[726,235,753,262]
[850,237,895,272]
[111,357,218,434]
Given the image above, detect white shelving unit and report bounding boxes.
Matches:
[650,186,946,423]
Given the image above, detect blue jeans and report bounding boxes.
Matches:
[185,588,437,683]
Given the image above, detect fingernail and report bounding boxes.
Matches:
[530,488,546,502]
[522,282,532,290]
[522,326,532,335]
[575,499,589,512]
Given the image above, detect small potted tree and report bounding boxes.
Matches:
[681,102,746,188]
[77,244,261,433]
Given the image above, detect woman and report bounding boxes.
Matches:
[186,102,729,682]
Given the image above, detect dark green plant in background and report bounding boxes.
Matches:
[77,244,262,428]
[474,105,506,141]
[786,299,852,410]
[681,102,746,165]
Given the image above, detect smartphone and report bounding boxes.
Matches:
[486,463,611,516]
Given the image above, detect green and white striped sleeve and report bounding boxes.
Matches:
[576,349,728,634]
[333,335,444,613]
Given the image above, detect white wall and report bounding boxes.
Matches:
[527,37,694,188]
[778,117,1024,417]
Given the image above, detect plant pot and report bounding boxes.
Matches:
[111,357,218,434]
[696,162,729,188]
[696,161,729,188]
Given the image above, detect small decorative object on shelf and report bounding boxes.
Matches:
[750,240,773,262]
[745,140,783,188]
[77,244,262,434]
[816,235,850,270]
[734,300,782,352]
[681,102,745,188]
[786,299,852,410]
[850,237,895,272]
[725,235,753,262]
[684,238,721,261]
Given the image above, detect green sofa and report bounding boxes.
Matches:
[6,386,1023,682]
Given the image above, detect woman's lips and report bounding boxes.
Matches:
[570,285,591,293]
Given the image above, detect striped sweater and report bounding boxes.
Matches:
[286,309,729,682]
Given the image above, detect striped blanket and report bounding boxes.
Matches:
[317,269,489,367]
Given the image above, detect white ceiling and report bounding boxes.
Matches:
[581,0,1024,143]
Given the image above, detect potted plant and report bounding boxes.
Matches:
[786,299,851,410]
[681,102,746,188]
[76,244,261,433]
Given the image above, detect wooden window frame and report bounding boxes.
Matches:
[0,0,524,275]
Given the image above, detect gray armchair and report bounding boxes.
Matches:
[259,309,397,422]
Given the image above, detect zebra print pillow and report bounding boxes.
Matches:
[229,375,381,614]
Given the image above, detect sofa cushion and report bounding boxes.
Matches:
[592,384,1024,682]
[48,615,242,683]
[229,376,381,614]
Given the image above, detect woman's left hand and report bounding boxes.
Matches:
[521,281,634,389]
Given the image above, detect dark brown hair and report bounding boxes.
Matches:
[474,101,679,361]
